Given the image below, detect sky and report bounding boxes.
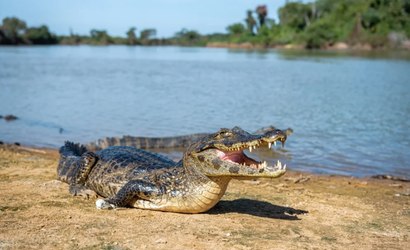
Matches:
[0,0,302,38]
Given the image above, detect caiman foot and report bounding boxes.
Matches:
[96,199,116,210]
[95,180,160,210]
[69,185,98,199]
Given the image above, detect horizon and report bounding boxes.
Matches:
[0,0,310,38]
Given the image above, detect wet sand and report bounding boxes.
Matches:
[0,144,409,249]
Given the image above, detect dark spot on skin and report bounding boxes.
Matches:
[212,159,221,170]
[229,166,240,174]
[198,156,205,162]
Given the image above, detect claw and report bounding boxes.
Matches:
[96,199,116,210]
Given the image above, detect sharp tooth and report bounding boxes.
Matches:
[253,145,256,149]
[268,142,272,149]
[249,146,252,152]
[283,164,287,170]
[274,141,277,146]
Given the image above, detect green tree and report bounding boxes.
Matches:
[175,29,199,40]
[24,25,57,44]
[304,20,338,48]
[0,29,7,44]
[278,2,312,31]
[174,29,202,45]
[226,23,246,36]
[0,17,27,44]
[90,29,112,45]
[140,29,156,40]
[126,27,138,45]
[139,29,156,45]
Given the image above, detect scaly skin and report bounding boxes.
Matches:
[57,126,288,213]
[85,125,293,151]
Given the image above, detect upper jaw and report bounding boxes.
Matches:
[221,132,287,153]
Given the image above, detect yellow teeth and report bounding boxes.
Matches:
[245,160,287,170]
[260,161,268,168]
[232,139,282,152]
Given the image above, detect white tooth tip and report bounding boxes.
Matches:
[274,141,277,146]
[268,142,272,149]
[283,164,287,170]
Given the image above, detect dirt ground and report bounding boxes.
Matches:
[0,144,409,250]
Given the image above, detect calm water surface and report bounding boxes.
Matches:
[0,46,409,177]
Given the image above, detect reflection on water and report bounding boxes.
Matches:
[0,46,409,177]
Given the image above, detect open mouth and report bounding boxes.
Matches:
[218,139,287,171]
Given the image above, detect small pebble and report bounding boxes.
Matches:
[155,238,167,244]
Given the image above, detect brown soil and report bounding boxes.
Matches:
[0,144,409,249]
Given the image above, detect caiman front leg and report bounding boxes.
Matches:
[69,152,99,199]
[96,180,161,210]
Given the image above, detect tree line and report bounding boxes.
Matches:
[0,17,58,45]
[0,17,164,46]
[1,0,409,49]
[223,0,410,49]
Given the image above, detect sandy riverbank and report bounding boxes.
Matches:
[0,144,409,249]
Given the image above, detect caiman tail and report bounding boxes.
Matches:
[86,134,208,151]
[59,141,87,157]
[85,126,294,151]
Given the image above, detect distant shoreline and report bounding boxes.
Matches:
[206,41,410,52]
[2,42,410,53]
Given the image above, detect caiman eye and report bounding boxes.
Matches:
[217,131,233,138]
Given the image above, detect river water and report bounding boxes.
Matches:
[0,46,409,177]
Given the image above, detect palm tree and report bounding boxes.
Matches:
[245,10,257,35]
[256,5,268,27]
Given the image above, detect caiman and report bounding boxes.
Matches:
[85,125,293,151]
[57,126,288,213]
